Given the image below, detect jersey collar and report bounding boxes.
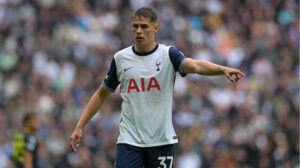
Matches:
[132,43,159,56]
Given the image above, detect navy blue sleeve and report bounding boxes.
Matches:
[169,47,187,77]
[102,58,120,92]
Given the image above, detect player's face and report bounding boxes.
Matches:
[28,115,40,132]
[132,16,159,46]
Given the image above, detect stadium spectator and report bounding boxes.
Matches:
[11,112,40,168]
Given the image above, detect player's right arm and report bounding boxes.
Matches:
[70,85,111,152]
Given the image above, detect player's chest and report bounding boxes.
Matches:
[118,55,166,79]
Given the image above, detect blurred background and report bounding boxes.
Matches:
[0,0,299,167]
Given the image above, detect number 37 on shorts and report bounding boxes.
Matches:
[157,156,173,168]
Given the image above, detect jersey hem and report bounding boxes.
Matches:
[102,81,115,93]
[116,140,178,148]
[179,58,187,77]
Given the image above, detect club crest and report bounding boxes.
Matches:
[155,58,162,72]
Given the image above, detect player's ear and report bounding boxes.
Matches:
[153,23,159,32]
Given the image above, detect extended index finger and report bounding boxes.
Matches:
[229,70,245,77]
[238,71,245,76]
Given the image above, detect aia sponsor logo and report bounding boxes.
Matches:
[127,77,161,93]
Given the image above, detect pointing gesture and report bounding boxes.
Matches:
[223,67,245,83]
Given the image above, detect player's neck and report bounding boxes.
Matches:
[134,41,156,53]
[25,126,35,133]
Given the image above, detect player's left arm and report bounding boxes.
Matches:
[24,150,33,168]
[182,58,245,83]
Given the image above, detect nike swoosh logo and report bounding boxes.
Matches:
[124,67,133,72]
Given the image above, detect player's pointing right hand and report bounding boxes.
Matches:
[70,127,83,152]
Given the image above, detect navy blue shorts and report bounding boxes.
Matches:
[115,143,175,168]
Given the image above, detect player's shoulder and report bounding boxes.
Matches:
[157,44,182,58]
[157,44,181,55]
[25,132,37,139]
[114,45,133,59]
[157,43,172,51]
[25,133,38,144]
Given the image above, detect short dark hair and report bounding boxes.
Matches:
[23,112,37,126]
[132,7,157,22]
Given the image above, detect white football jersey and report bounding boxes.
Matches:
[103,43,186,147]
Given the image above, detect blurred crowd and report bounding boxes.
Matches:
[0,0,299,167]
